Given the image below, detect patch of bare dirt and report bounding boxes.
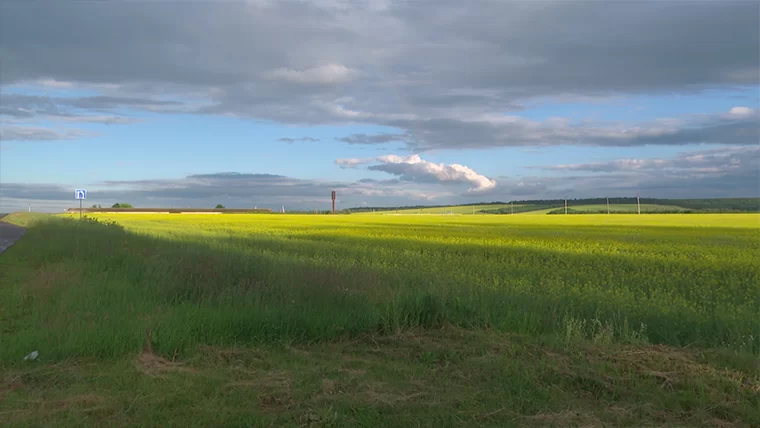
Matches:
[135,330,192,377]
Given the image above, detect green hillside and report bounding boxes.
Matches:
[544,204,690,214]
[0,212,51,227]
[349,198,760,215]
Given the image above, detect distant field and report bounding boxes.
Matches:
[353,204,519,214]
[1,213,758,426]
[567,203,688,212]
[529,203,691,215]
[356,203,694,215]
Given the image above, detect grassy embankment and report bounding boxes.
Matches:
[1,213,758,426]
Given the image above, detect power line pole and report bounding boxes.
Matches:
[511,201,514,215]
[637,192,641,215]
[606,197,610,214]
[564,199,567,215]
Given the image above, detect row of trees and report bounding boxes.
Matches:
[88,204,230,209]
[91,203,133,209]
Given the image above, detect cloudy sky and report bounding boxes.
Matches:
[1,0,758,212]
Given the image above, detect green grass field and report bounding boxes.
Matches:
[1,213,758,426]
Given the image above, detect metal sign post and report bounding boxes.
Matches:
[75,189,87,219]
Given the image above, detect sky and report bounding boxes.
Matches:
[0,0,758,212]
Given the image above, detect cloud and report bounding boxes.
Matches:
[728,106,754,117]
[0,1,755,148]
[277,137,321,143]
[264,64,357,85]
[537,146,759,174]
[503,146,760,199]
[3,143,757,212]
[378,107,760,150]
[0,125,94,141]
[0,183,72,200]
[335,158,373,168]
[0,172,453,212]
[335,133,409,145]
[0,94,181,120]
[52,116,140,125]
[367,154,497,193]
[36,79,74,88]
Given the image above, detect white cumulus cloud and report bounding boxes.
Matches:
[728,106,754,117]
[367,154,497,193]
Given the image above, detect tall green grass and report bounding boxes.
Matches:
[1,213,758,364]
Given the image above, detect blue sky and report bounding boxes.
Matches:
[1,1,758,211]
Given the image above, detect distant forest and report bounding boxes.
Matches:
[347,198,760,213]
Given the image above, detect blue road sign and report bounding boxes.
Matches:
[75,189,87,200]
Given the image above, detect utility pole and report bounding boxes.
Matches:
[606,197,610,214]
[511,201,514,215]
[637,192,641,215]
[564,199,567,215]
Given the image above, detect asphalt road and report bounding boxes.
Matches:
[0,214,25,255]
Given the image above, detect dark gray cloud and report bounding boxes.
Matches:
[64,95,182,111]
[1,0,756,148]
[0,183,71,200]
[379,108,760,150]
[0,93,190,140]
[0,94,182,122]
[336,133,408,145]
[277,137,321,143]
